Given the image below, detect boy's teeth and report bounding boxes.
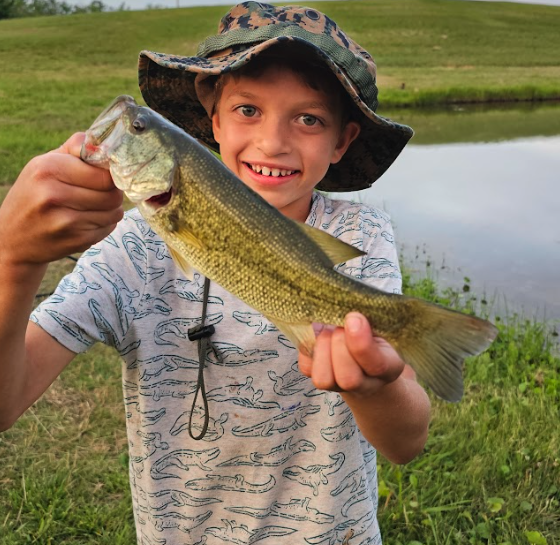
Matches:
[250,164,294,177]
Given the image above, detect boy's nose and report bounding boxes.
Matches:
[256,117,291,157]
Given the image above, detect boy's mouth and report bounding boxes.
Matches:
[245,163,298,178]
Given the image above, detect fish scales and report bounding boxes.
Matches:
[157,148,355,323]
[81,95,498,402]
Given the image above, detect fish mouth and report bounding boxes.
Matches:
[145,188,173,209]
[81,95,137,167]
[138,162,177,211]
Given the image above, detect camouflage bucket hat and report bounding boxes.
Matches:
[138,1,413,192]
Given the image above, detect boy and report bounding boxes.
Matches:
[0,2,430,543]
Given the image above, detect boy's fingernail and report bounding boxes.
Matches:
[346,314,362,333]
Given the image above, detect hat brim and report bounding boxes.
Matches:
[138,39,413,192]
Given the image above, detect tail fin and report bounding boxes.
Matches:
[395,300,498,402]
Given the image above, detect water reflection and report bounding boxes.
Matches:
[340,104,560,321]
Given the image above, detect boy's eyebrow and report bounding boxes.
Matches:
[226,90,331,112]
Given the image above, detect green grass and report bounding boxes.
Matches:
[0,344,135,544]
[378,269,560,544]
[0,2,559,542]
[0,265,558,544]
[381,101,560,145]
[1,0,560,182]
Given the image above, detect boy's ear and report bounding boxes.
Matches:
[212,113,221,144]
[331,121,361,165]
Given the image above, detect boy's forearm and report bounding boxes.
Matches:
[0,261,47,430]
[342,373,431,465]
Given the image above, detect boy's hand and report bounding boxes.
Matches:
[299,313,430,464]
[0,133,123,268]
[298,312,405,397]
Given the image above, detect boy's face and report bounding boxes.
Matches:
[212,65,360,222]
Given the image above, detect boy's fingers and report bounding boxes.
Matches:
[54,132,86,157]
[54,182,123,213]
[310,329,337,391]
[41,132,114,192]
[43,151,115,192]
[344,313,404,383]
[297,351,313,377]
[330,328,365,391]
[66,208,124,231]
[344,313,374,360]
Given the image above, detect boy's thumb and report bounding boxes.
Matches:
[345,312,365,335]
[54,132,86,158]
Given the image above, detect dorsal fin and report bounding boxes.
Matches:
[298,223,365,265]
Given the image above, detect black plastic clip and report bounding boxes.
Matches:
[187,324,215,341]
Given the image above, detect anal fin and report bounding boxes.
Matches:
[265,315,316,357]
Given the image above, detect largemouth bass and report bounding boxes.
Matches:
[81,95,497,402]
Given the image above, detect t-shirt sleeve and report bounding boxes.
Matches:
[30,210,150,355]
[330,202,403,296]
[357,214,403,295]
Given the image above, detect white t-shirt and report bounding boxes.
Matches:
[32,192,402,545]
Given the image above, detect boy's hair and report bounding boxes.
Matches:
[212,44,358,128]
[138,1,413,192]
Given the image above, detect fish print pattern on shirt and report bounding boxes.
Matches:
[32,192,401,544]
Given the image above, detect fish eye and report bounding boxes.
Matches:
[132,116,147,132]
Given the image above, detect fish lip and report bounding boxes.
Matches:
[81,120,127,169]
[81,96,136,167]
[87,95,136,144]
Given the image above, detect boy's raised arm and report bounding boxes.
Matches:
[0,133,124,431]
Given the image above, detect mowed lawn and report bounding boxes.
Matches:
[1,0,560,182]
[1,264,558,544]
[0,1,559,543]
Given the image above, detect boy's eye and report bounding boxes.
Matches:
[299,114,320,127]
[238,105,257,117]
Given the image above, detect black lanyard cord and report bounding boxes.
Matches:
[187,277,221,440]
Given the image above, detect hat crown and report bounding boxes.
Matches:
[219,2,346,40]
[138,2,414,192]
[196,2,378,109]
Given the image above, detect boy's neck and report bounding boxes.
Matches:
[279,194,314,223]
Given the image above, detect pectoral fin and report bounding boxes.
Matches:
[173,225,205,251]
[168,245,195,281]
[298,223,365,265]
[266,315,316,357]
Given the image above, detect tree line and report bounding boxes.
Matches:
[0,0,125,18]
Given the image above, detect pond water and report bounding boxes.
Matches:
[339,102,560,322]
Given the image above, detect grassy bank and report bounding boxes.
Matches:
[1,2,559,542]
[1,0,560,182]
[0,265,558,544]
